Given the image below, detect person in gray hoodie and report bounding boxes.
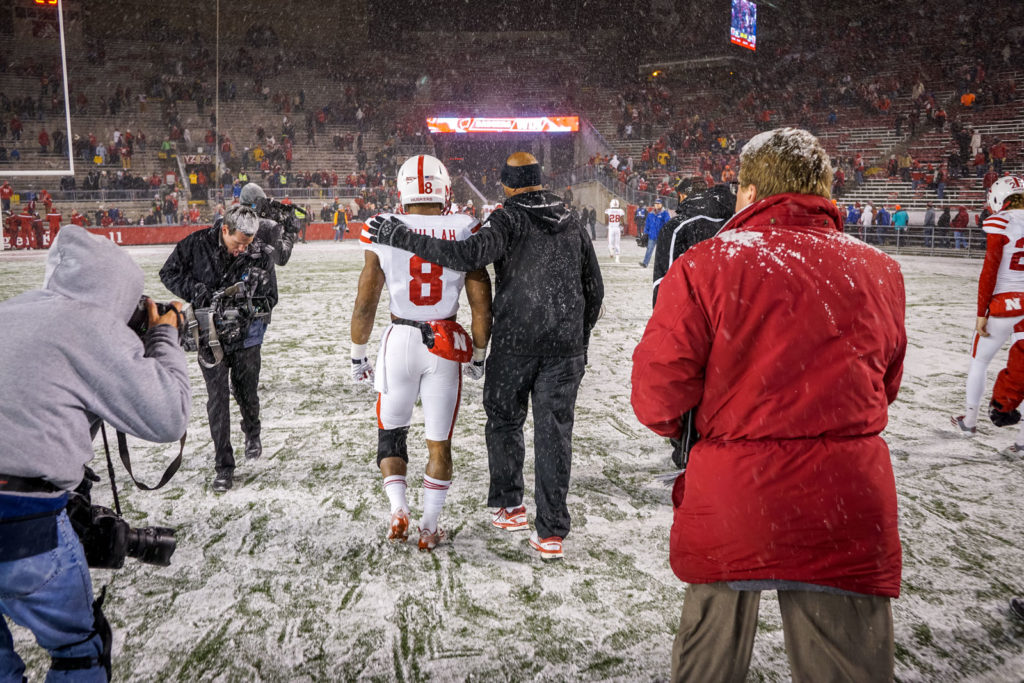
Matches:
[0,225,190,681]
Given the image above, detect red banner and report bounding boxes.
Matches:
[3,222,367,250]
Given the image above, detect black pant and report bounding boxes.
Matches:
[484,353,585,539]
[199,344,262,475]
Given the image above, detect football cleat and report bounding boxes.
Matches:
[529,531,563,560]
[1010,443,1024,453]
[1011,597,1024,622]
[951,415,976,435]
[492,505,529,532]
[388,509,410,542]
[417,527,447,552]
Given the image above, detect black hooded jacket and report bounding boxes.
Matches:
[389,190,604,357]
[651,184,735,305]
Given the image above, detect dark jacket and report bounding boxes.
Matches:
[652,184,735,305]
[159,220,284,348]
[389,190,604,357]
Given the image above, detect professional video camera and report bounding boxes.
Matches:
[252,196,307,234]
[67,468,177,569]
[184,267,273,366]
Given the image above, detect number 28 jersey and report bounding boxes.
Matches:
[361,212,480,321]
[605,208,625,228]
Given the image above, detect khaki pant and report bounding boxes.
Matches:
[671,582,894,683]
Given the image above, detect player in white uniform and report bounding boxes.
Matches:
[350,155,492,550]
[604,198,625,262]
[953,175,1024,433]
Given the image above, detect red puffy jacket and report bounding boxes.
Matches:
[632,193,906,597]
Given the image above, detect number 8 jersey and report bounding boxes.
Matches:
[361,212,481,321]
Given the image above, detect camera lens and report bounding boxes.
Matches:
[125,526,177,566]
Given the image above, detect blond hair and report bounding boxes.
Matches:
[1006,194,1024,210]
[738,127,833,200]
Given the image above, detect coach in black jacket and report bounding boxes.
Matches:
[369,152,603,558]
[160,205,292,492]
[651,178,735,306]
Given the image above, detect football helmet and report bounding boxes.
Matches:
[610,198,619,208]
[398,154,452,211]
[988,175,1024,213]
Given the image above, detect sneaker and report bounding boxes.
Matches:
[1011,597,1024,622]
[244,434,262,460]
[529,531,563,560]
[417,526,447,552]
[614,255,620,263]
[388,509,410,542]
[639,261,648,268]
[1011,443,1024,454]
[492,505,529,531]
[212,470,233,493]
[951,415,976,435]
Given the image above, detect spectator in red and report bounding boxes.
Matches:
[10,115,22,141]
[39,188,53,213]
[984,166,999,191]
[69,210,87,226]
[951,205,970,249]
[0,181,13,213]
[974,151,988,178]
[990,140,1008,174]
[38,127,49,153]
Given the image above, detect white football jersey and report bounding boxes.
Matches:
[362,212,480,321]
[605,208,625,228]
[983,209,1024,296]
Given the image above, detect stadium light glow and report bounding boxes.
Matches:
[426,117,580,134]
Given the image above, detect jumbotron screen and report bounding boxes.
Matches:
[730,0,757,51]
[426,116,580,134]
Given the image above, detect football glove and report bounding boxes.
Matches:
[990,400,1021,427]
[464,358,485,380]
[367,215,408,246]
[351,357,374,384]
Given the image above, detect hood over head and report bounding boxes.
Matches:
[43,225,143,323]
[505,190,577,235]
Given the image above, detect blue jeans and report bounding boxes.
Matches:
[0,511,105,682]
[642,237,657,265]
[954,230,967,250]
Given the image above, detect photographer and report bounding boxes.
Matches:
[160,205,284,493]
[0,226,190,681]
[238,182,297,267]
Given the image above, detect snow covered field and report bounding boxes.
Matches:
[2,240,1024,682]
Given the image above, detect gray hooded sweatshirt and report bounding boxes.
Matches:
[0,226,191,493]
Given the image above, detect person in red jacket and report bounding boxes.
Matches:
[632,127,906,682]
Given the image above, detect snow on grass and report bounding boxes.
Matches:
[1,243,1023,681]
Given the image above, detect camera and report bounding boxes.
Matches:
[67,469,177,569]
[252,196,306,235]
[127,296,184,344]
[183,268,272,362]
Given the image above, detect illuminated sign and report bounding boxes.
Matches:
[426,116,580,134]
[33,0,59,5]
[730,0,757,52]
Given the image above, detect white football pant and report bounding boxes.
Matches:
[965,314,1024,427]
[374,324,462,441]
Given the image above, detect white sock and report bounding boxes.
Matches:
[382,474,408,514]
[420,474,451,532]
[964,405,980,429]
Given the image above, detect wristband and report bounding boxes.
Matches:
[472,346,487,363]
[351,342,368,360]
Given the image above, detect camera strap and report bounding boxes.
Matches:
[99,423,185,500]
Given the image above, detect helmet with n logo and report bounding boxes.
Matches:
[398,154,452,212]
[988,175,1024,213]
[610,198,619,208]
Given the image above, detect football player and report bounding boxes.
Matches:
[350,154,492,551]
[954,175,1024,434]
[604,198,624,263]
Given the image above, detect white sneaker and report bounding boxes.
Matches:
[951,415,976,436]
[615,255,620,263]
[491,505,529,531]
[529,531,563,560]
